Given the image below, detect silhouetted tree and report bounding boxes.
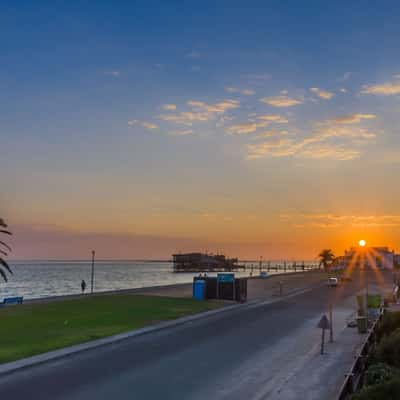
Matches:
[318,249,335,270]
[0,218,12,282]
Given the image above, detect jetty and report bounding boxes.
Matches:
[173,253,244,272]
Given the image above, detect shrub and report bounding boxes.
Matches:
[351,378,400,400]
[376,312,400,341]
[374,328,400,368]
[365,363,394,386]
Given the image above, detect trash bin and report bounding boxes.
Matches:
[193,280,206,300]
[356,316,368,334]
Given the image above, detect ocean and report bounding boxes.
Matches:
[1,260,318,300]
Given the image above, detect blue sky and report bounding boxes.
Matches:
[2,1,400,258]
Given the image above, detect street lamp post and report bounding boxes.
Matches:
[91,250,95,295]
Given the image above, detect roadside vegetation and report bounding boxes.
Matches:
[0,294,221,363]
[351,312,400,399]
[0,218,12,282]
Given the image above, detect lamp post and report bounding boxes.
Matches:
[91,250,95,294]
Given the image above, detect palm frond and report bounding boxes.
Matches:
[0,218,7,228]
[0,230,12,235]
[0,249,7,257]
[0,268,8,282]
[0,258,12,274]
[0,240,11,252]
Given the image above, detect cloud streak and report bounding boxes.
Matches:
[260,95,303,107]
[225,87,255,95]
[247,125,376,160]
[361,78,400,95]
[281,213,400,228]
[158,99,240,126]
[128,120,159,129]
[161,104,177,110]
[310,87,335,100]
[327,113,376,124]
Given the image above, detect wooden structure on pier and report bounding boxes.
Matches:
[173,253,243,273]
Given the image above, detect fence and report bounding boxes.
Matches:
[336,310,384,400]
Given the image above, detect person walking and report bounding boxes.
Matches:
[81,279,87,294]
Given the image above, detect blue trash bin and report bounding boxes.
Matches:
[193,280,206,300]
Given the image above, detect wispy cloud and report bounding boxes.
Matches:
[168,129,193,136]
[361,77,400,95]
[327,113,377,124]
[247,125,376,160]
[300,145,360,160]
[128,120,159,129]
[309,87,335,100]
[225,87,255,96]
[247,139,298,158]
[227,121,269,135]
[256,114,289,123]
[281,213,400,228]
[158,112,210,126]
[157,99,240,126]
[255,130,289,138]
[260,95,303,107]
[187,99,240,113]
[161,104,177,111]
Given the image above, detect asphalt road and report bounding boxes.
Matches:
[0,271,384,399]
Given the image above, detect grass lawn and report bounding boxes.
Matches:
[0,295,221,364]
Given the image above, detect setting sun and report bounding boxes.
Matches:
[359,239,367,247]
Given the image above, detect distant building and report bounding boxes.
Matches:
[337,246,397,270]
[172,252,240,272]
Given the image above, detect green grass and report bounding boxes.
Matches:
[0,295,221,364]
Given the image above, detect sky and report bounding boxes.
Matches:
[2,1,400,260]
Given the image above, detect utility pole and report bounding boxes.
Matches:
[91,250,95,294]
[329,303,334,343]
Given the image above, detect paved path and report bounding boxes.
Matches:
[0,270,381,400]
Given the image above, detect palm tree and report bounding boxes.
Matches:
[0,218,12,282]
[318,249,335,270]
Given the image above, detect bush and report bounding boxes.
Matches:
[365,363,394,386]
[376,312,400,341]
[351,378,400,400]
[374,328,400,368]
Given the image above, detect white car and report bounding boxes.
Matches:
[328,277,339,287]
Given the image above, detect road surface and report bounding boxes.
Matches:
[0,271,385,399]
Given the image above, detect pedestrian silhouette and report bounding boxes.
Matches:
[81,279,87,293]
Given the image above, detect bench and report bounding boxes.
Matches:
[2,296,23,306]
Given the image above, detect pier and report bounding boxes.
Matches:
[173,252,319,273]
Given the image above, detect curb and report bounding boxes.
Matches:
[0,282,325,378]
